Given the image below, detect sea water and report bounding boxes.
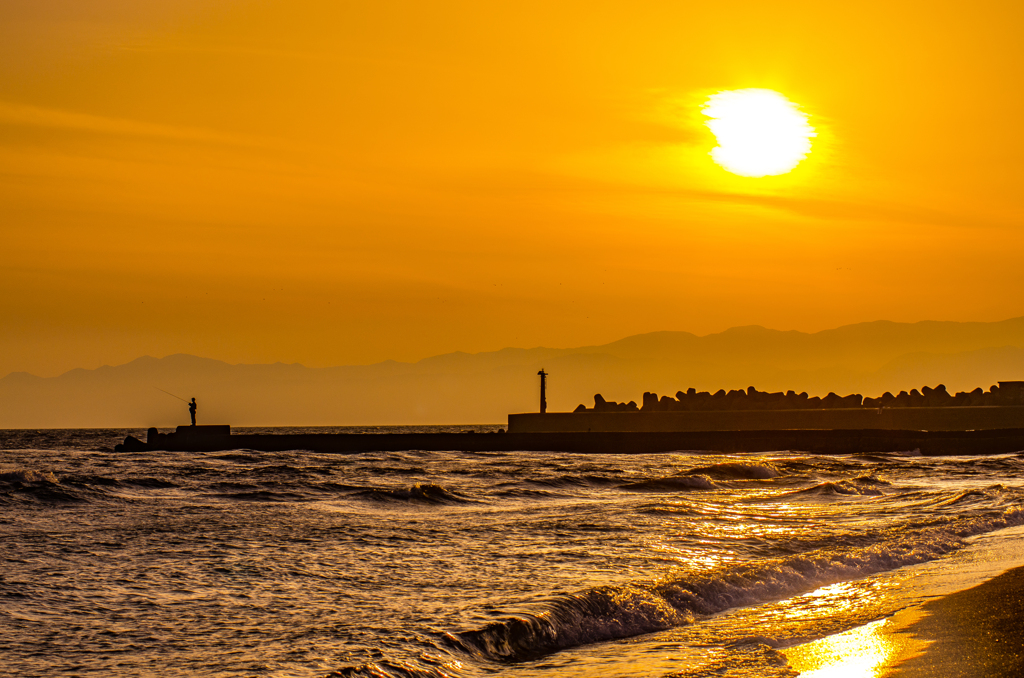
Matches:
[2,427,1023,677]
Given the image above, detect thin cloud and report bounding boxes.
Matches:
[0,101,282,150]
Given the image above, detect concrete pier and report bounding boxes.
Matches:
[115,426,1024,456]
[507,406,1024,434]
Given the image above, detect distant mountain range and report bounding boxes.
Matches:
[5,317,1024,428]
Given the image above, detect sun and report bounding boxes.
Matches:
[702,89,816,177]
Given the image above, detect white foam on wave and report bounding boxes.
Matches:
[0,469,58,484]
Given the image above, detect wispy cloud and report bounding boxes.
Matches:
[0,101,278,149]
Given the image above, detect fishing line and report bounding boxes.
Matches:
[154,387,188,403]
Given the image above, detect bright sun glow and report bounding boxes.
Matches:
[784,618,904,678]
[703,89,816,177]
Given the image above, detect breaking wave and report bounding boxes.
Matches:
[0,469,58,484]
[452,506,1024,662]
[0,469,89,503]
[350,483,473,505]
[852,475,891,486]
[778,481,885,498]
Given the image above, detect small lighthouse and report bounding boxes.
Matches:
[537,369,548,414]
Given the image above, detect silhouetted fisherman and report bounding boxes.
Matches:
[189,398,197,426]
[538,369,548,414]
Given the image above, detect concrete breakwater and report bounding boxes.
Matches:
[575,381,1024,413]
[512,381,1024,435]
[116,424,1024,455]
[508,407,1024,433]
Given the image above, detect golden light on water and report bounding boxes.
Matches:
[703,89,816,177]
[784,617,917,678]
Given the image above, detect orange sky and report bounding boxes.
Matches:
[2,0,1023,377]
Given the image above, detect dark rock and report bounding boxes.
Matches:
[784,391,801,408]
[924,384,953,407]
[573,404,587,413]
[724,390,748,410]
[591,381,1024,414]
[842,394,863,408]
[117,435,148,452]
[675,391,698,411]
[821,392,844,408]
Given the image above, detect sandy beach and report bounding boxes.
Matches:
[886,566,1024,677]
[785,566,1024,677]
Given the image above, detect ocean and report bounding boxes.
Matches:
[3,427,1024,677]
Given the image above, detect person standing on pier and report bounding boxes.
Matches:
[538,369,548,414]
[189,398,197,426]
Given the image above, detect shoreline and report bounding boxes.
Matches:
[884,565,1024,677]
[785,565,1024,677]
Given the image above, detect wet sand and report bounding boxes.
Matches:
[885,565,1024,677]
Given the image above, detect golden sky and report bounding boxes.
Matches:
[2,0,1023,377]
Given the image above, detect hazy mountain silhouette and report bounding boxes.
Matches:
[4,317,1024,427]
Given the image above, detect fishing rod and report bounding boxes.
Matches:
[154,387,189,403]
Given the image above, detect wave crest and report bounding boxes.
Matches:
[620,475,717,492]
[688,462,781,480]
[352,483,471,505]
[453,506,1024,662]
[781,481,884,497]
[455,584,690,662]
[0,469,58,484]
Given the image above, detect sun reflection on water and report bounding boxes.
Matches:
[784,618,912,677]
[784,581,859,618]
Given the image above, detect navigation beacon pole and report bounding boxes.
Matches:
[537,369,548,414]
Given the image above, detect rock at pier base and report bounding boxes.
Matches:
[115,435,148,452]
